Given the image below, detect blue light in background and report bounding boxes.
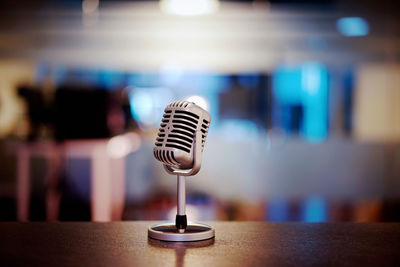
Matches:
[273,66,302,105]
[272,62,328,142]
[237,74,260,90]
[300,62,328,142]
[129,89,153,122]
[126,72,228,128]
[266,197,289,222]
[336,17,369,37]
[128,87,174,129]
[175,73,226,125]
[301,196,327,222]
[99,70,125,90]
[272,65,302,134]
[127,73,161,88]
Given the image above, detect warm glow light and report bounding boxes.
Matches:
[160,0,219,16]
[186,95,209,111]
[82,0,99,14]
[107,133,141,159]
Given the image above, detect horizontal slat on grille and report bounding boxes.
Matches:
[166,144,190,153]
[169,134,192,144]
[173,115,198,124]
[171,129,193,139]
[173,124,195,134]
[172,119,197,129]
[175,110,199,119]
[166,138,191,149]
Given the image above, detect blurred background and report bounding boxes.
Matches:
[0,0,399,223]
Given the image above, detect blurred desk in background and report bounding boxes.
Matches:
[0,222,399,266]
[10,140,127,222]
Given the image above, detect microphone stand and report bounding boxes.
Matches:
[148,131,215,241]
[176,174,186,233]
[164,130,202,233]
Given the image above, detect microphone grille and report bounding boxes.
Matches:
[153,100,210,169]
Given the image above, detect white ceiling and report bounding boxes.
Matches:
[0,1,398,73]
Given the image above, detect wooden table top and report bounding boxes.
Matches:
[0,221,399,267]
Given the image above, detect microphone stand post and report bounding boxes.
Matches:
[148,131,215,242]
[176,174,186,233]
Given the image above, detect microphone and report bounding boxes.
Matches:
[153,100,210,175]
[152,100,211,235]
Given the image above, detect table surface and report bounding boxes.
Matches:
[0,221,399,267]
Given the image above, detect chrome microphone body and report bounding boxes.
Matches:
[153,100,211,232]
[153,100,210,171]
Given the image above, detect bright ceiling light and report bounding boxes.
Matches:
[82,0,99,14]
[160,0,219,16]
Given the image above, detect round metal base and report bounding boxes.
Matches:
[148,222,215,242]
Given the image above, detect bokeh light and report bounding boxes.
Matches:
[336,17,369,37]
[186,95,210,111]
[107,133,141,159]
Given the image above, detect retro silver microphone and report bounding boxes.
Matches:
[153,100,211,233]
